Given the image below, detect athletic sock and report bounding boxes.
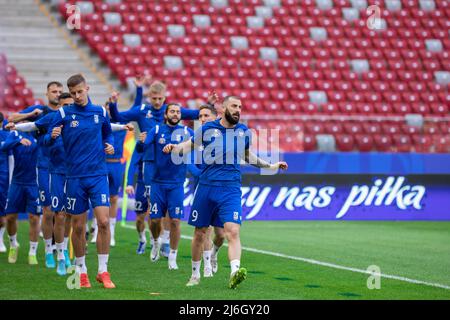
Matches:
[139,231,146,243]
[44,238,53,254]
[203,250,212,269]
[9,234,18,248]
[169,249,178,263]
[29,241,38,256]
[56,242,65,260]
[162,230,170,244]
[192,260,201,278]
[110,218,116,238]
[91,218,97,230]
[63,237,69,251]
[98,254,109,274]
[75,256,87,273]
[230,259,240,275]
[0,226,5,241]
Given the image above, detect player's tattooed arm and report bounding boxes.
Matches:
[245,149,288,171]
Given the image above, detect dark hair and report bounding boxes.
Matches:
[0,112,4,123]
[223,95,240,104]
[67,74,86,88]
[47,81,63,90]
[58,92,72,101]
[165,103,181,114]
[199,104,217,116]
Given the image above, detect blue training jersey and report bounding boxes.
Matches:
[139,124,193,185]
[109,101,199,161]
[127,148,144,186]
[106,129,126,161]
[20,104,58,169]
[48,99,114,178]
[0,131,38,185]
[0,129,11,176]
[191,119,252,187]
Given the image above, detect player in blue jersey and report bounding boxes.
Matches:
[108,79,210,257]
[9,81,64,269]
[137,103,194,269]
[125,148,150,255]
[187,104,226,278]
[0,112,13,253]
[164,96,288,288]
[48,74,117,289]
[0,129,40,265]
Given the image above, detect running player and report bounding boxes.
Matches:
[48,74,116,289]
[0,112,12,253]
[1,127,39,265]
[187,104,225,277]
[163,96,288,288]
[8,81,63,269]
[107,80,203,253]
[125,148,149,254]
[137,103,193,269]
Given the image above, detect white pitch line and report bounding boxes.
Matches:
[120,224,450,291]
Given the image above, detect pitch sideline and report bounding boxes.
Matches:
[120,224,450,291]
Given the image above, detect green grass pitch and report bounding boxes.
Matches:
[1,221,449,300]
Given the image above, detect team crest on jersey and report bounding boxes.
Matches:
[175,134,182,142]
[70,121,79,128]
[158,137,166,144]
[175,207,182,215]
[146,111,153,118]
[198,145,205,152]
[238,130,244,137]
[212,129,220,137]
[72,115,76,119]
[94,115,99,123]
[233,211,239,221]
[101,194,107,203]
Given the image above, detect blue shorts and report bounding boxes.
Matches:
[135,181,149,214]
[50,173,66,212]
[0,173,9,216]
[149,183,184,219]
[189,184,242,228]
[65,175,110,215]
[142,161,155,195]
[5,183,40,215]
[37,167,51,207]
[107,161,125,196]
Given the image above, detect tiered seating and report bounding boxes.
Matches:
[0,53,44,115]
[58,0,449,153]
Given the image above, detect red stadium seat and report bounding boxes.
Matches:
[335,134,355,152]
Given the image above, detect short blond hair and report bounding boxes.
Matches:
[149,81,166,94]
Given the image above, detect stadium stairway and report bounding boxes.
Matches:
[0,0,119,105]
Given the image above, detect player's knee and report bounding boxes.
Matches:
[225,226,240,241]
[170,219,180,229]
[194,228,207,242]
[96,216,109,231]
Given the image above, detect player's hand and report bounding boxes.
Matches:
[51,125,63,139]
[124,123,134,131]
[271,161,288,171]
[139,132,147,143]
[5,122,15,131]
[109,91,119,104]
[207,90,219,105]
[125,185,135,196]
[163,143,176,154]
[31,109,43,117]
[20,138,32,146]
[104,143,114,155]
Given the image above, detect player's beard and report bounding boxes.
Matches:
[167,117,180,126]
[224,108,240,125]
